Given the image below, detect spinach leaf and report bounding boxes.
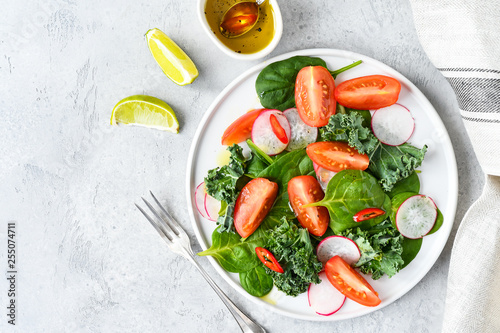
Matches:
[198,226,266,273]
[401,237,422,268]
[308,169,390,233]
[341,220,405,279]
[319,112,379,154]
[255,57,363,111]
[255,56,328,110]
[204,144,246,204]
[390,192,443,235]
[387,171,420,198]
[239,265,273,297]
[265,219,322,296]
[368,143,427,192]
[246,139,274,165]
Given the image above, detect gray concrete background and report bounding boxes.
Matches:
[0,0,484,332]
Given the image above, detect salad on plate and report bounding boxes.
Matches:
[193,55,443,316]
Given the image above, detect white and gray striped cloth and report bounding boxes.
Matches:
[410,1,500,332]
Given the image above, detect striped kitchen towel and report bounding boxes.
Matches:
[409,1,500,332]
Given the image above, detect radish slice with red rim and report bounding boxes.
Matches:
[205,193,222,221]
[371,103,415,146]
[251,110,291,156]
[283,108,318,151]
[396,194,437,239]
[195,182,210,219]
[308,271,346,316]
[316,236,361,265]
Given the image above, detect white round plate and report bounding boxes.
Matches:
[185,49,458,321]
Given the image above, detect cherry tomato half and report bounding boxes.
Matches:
[221,108,264,145]
[255,247,284,273]
[306,141,369,172]
[234,178,278,238]
[288,175,330,236]
[353,208,386,222]
[334,75,401,110]
[295,66,336,127]
[325,255,381,307]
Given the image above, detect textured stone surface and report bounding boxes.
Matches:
[0,0,483,332]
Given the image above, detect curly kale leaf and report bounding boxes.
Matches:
[340,220,404,280]
[265,219,322,296]
[319,112,379,154]
[204,144,246,204]
[204,145,246,233]
[368,143,427,192]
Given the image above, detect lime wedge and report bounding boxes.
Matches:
[111,95,179,133]
[146,28,199,86]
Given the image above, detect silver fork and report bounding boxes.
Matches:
[136,191,266,333]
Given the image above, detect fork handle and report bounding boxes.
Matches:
[185,254,266,333]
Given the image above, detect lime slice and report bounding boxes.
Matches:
[146,28,199,86]
[111,95,179,133]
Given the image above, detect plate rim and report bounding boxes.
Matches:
[185,48,458,321]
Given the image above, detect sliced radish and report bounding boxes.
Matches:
[313,162,336,191]
[371,103,415,146]
[251,110,291,156]
[316,236,361,265]
[396,195,437,239]
[308,271,346,316]
[195,182,210,219]
[283,108,318,151]
[205,193,222,221]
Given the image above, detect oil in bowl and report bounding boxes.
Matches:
[204,0,275,54]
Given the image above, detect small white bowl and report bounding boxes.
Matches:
[197,0,283,61]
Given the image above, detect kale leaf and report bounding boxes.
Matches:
[368,143,427,192]
[265,219,322,297]
[341,220,405,279]
[319,111,427,192]
[204,144,246,232]
[320,112,379,154]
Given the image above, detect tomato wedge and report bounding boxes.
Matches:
[353,208,385,222]
[255,247,284,273]
[295,66,336,127]
[288,175,329,236]
[234,178,278,238]
[270,114,289,144]
[325,256,381,307]
[306,141,369,172]
[221,108,264,145]
[334,75,401,110]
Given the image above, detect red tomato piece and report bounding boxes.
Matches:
[287,175,330,236]
[270,114,289,144]
[334,75,401,110]
[221,108,264,145]
[306,141,369,172]
[234,178,278,238]
[295,66,336,127]
[353,208,386,222]
[255,247,284,273]
[325,255,381,307]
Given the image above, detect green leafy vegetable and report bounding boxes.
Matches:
[341,220,404,279]
[319,112,379,154]
[239,265,273,297]
[255,56,362,111]
[204,144,246,204]
[401,237,422,268]
[387,171,420,198]
[265,219,322,296]
[198,226,265,273]
[307,169,390,233]
[368,143,427,192]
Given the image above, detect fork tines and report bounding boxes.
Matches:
[135,191,181,242]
